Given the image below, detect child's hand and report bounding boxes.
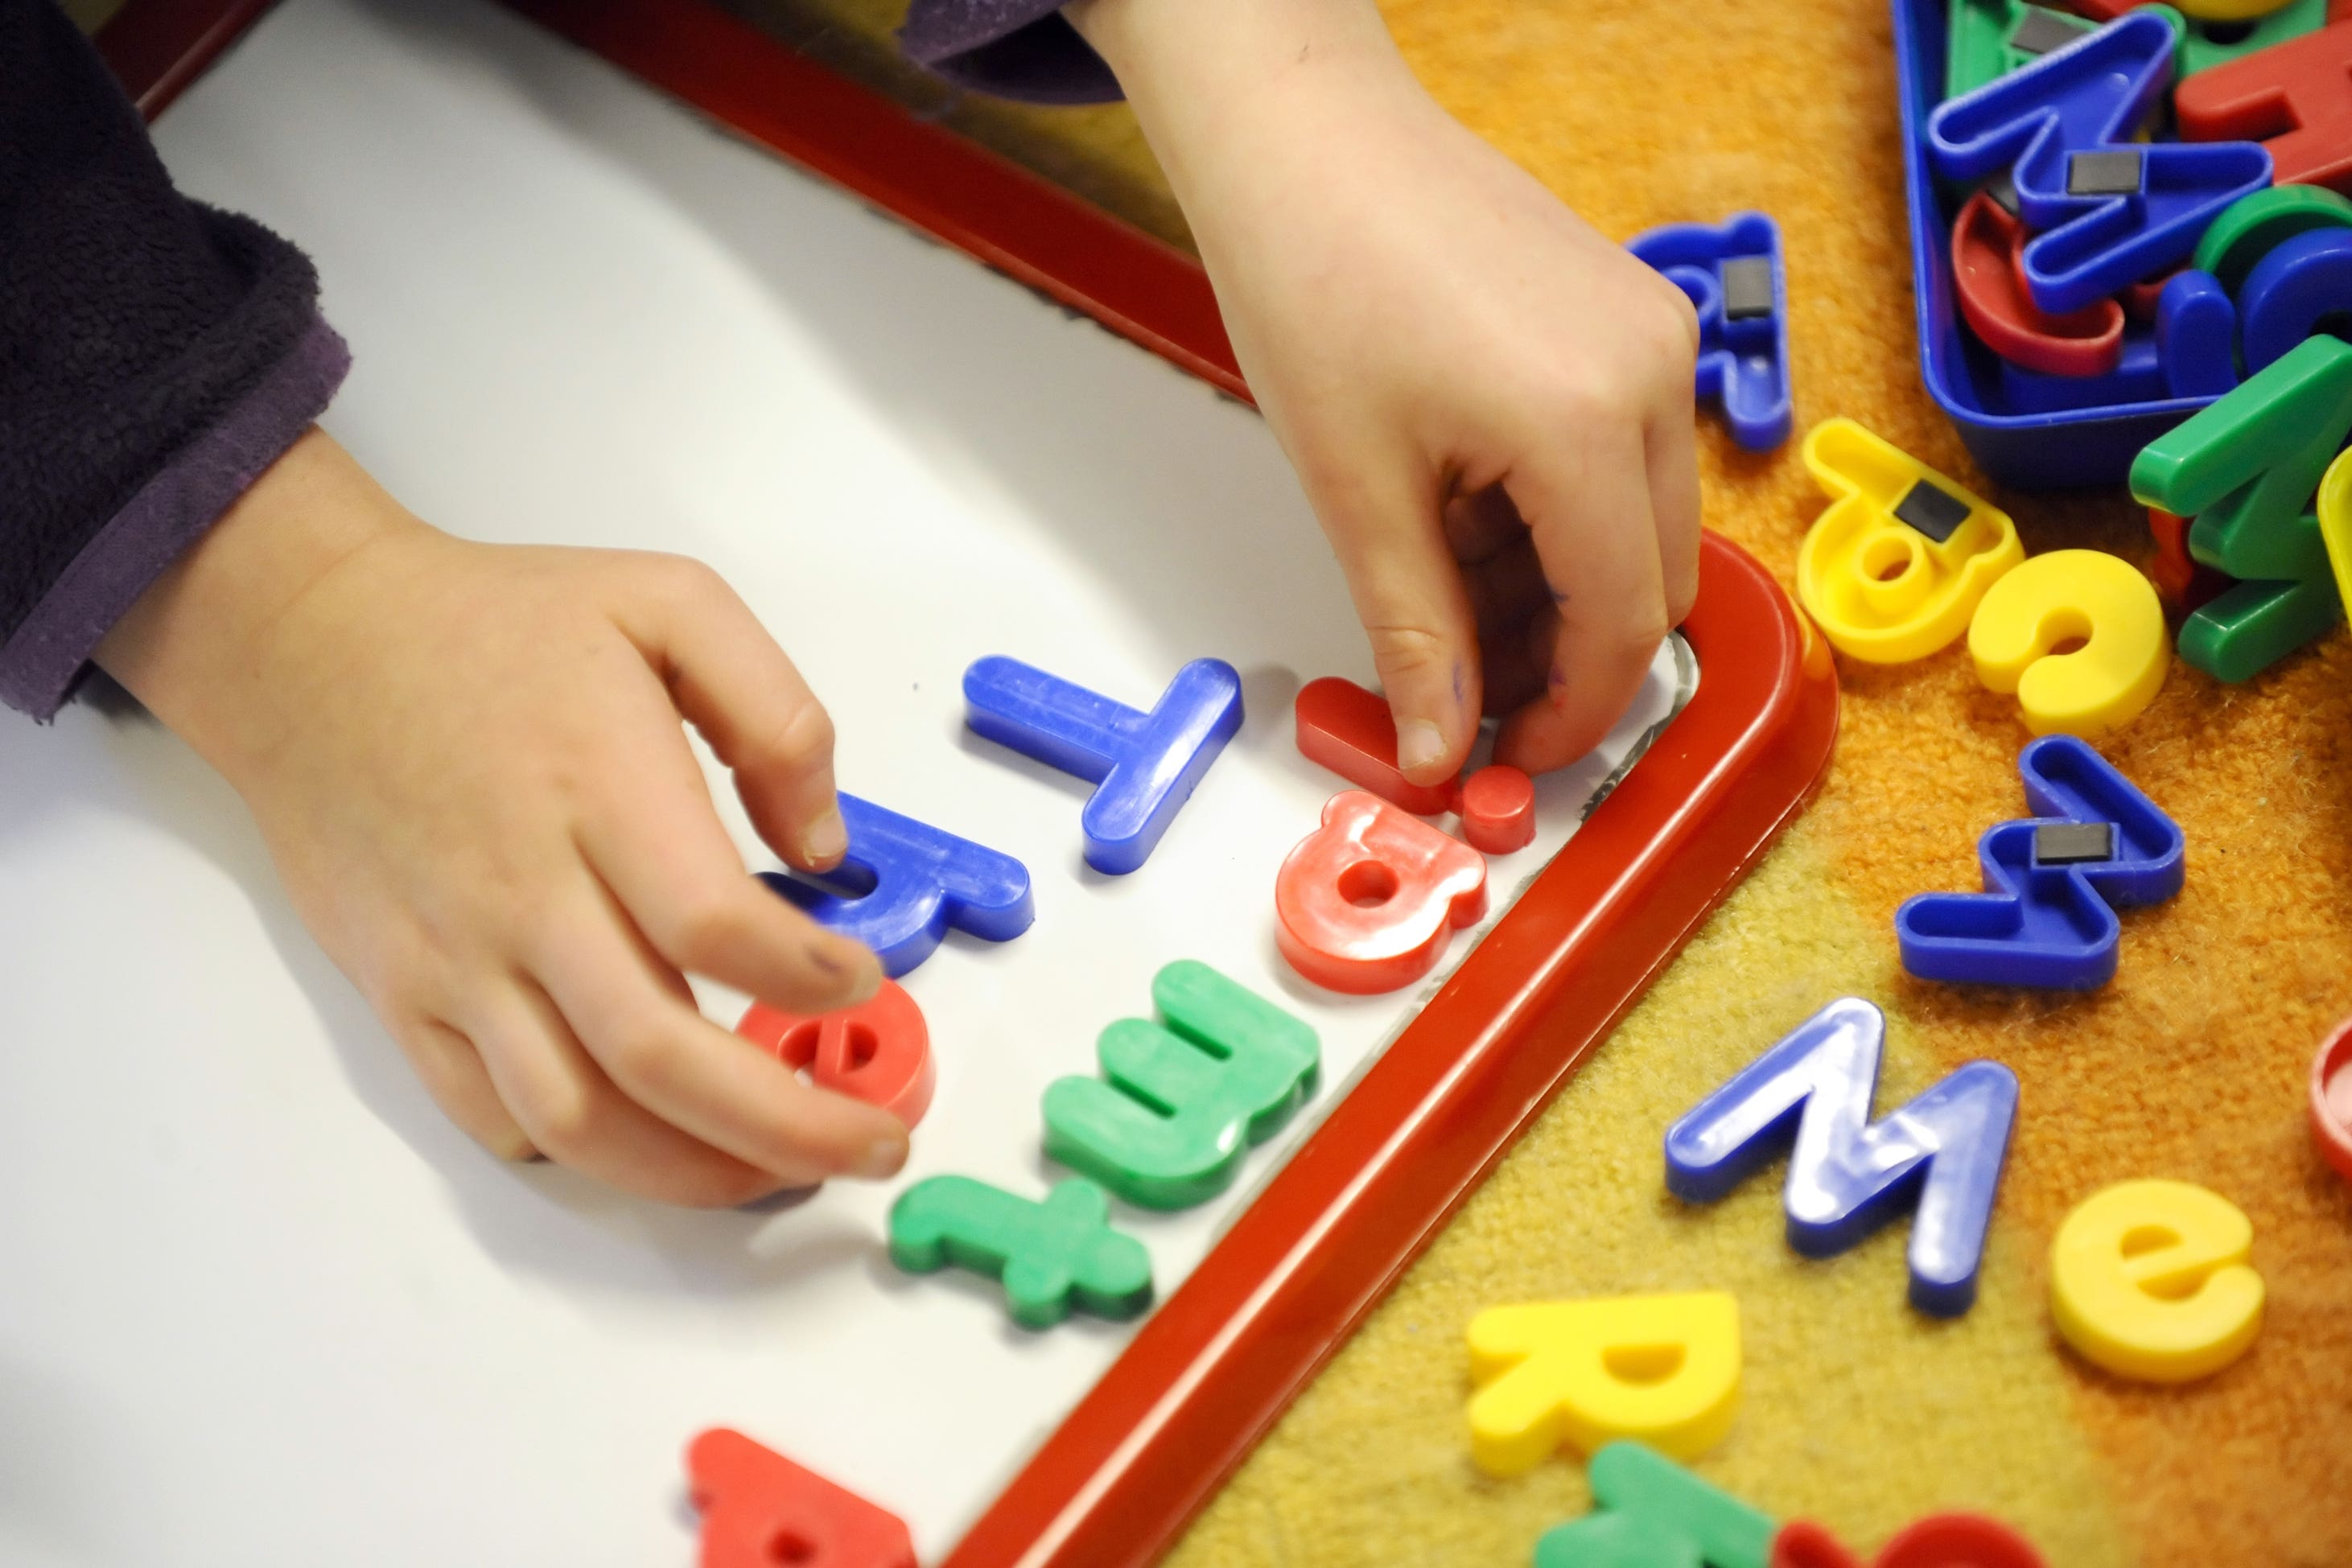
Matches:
[1072,0,1702,785]
[97,431,906,1206]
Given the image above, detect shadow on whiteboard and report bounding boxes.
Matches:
[0,681,894,1303]
[858,1236,1143,1350]
[339,0,1361,684]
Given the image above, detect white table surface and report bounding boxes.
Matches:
[0,2,1690,1561]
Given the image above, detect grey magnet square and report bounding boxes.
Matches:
[2034,821,2115,865]
[1985,171,2021,216]
[2010,8,2086,56]
[1720,257,1775,321]
[1893,479,1971,543]
[2068,149,2144,197]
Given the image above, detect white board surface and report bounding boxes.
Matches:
[0,2,1692,1562]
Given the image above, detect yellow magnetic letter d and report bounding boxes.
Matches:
[1465,1291,1740,1477]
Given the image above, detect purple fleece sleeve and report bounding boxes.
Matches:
[899,0,1122,104]
[0,0,348,721]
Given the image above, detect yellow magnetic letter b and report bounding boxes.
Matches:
[2051,1179,2263,1384]
[1464,1291,1740,1476]
[1968,549,2168,737]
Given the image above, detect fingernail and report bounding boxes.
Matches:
[811,938,881,1003]
[858,1134,908,1180]
[1398,718,1447,776]
[802,805,848,864]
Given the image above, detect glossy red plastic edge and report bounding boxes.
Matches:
[499,0,1247,401]
[95,0,282,119]
[113,5,1839,1562]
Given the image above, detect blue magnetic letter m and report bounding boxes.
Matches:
[1664,997,2018,1317]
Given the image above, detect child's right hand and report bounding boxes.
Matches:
[96,430,908,1206]
[1069,0,1702,787]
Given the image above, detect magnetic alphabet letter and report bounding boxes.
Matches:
[1274,791,1488,994]
[1466,1292,1741,1475]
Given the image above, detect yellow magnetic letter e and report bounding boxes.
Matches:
[2051,1179,2263,1384]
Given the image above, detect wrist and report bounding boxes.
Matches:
[96,428,428,783]
[1065,0,1421,222]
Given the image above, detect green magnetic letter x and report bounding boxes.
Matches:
[2131,335,2352,681]
[888,1175,1152,1328]
[1044,961,1320,1210]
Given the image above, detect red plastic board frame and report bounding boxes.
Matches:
[105,2,1839,1562]
[505,0,1247,401]
[95,0,282,119]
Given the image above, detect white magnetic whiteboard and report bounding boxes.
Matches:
[0,2,1691,1561]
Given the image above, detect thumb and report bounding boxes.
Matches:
[1313,459,1481,787]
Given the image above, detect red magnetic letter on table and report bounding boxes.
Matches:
[2177,21,2352,196]
[1952,191,2124,377]
[2311,1016,2352,1184]
[1293,677,1456,814]
[686,1428,916,1568]
[1876,1514,2046,1568]
[1275,790,1487,994]
[2121,269,2178,322]
[1772,1514,2046,1568]
[1458,764,1537,854]
[1773,1521,1862,1568]
[735,977,935,1128]
[2147,508,2231,613]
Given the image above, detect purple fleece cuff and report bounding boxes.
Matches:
[0,313,350,721]
[899,0,1122,104]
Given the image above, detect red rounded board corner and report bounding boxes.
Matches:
[1293,676,1456,814]
[2312,1016,2352,1184]
[736,978,936,1128]
[686,1427,917,1568]
[950,533,1837,1568]
[1275,791,1489,994]
[1459,764,1537,854]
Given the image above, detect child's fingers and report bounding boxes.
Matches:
[1312,456,1481,784]
[392,1014,537,1162]
[1456,528,1554,641]
[529,887,910,1185]
[1496,422,1671,774]
[575,723,879,1019]
[1646,409,1703,627]
[1479,604,1558,718]
[615,554,849,874]
[463,980,793,1206]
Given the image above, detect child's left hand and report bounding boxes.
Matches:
[1072,0,1703,789]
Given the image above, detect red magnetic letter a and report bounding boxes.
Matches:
[686,1428,916,1568]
